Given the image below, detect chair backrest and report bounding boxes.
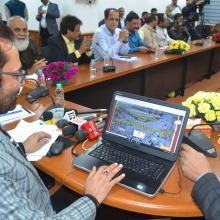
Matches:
[195,25,212,38]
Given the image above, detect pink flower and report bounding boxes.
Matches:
[50,72,60,82]
[42,61,78,83]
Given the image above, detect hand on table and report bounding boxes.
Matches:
[23,132,51,153]
[84,163,125,204]
[179,144,212,182]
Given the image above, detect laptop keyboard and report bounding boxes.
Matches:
[89,144,165,180]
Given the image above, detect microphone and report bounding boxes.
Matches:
[62,123,78,137]
[56,119,69,129]
[96,43,116,72]
[64,108,107,120]
[81,120,100,140]
[26,78,49,103]
[75,109,107,115]
[41,111,53,121]
[75,130,88,142]
[183,122,220,158]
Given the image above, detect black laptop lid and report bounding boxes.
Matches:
[102,91,189,162]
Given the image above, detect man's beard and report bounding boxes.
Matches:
[0,90,19,114]
[14,38,29,52]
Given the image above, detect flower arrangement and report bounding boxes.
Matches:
[212,32,220,43]
[182,91,220,122]
[42,61,78,84]
[168,40,190,54]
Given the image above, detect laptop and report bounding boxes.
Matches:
[73,91,189,197]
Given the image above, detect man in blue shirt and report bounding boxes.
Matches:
[126,12,149,54]
[92,8,129,60]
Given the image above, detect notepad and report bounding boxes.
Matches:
[0,105,35,126]
[8,120,61,161]
[112,55,140,62]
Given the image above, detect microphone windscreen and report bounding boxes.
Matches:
[75,130,88,141]
[62,124,77,136]
[42,111,53,121]
[56,119,69,129]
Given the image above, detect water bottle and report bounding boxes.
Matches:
[187,35,192,45]
[155,44,160,60]
[207,35,212,46]
[104,49,110,66]
[37,68,46,87]
[54,83,65,120]
[90,59,96,78]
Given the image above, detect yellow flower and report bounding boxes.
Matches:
[205,110,216,122]
[188,104,196,117]
[212,100,220,110]
[192,91,207,103]
[182,97,193,107]
[198,102,210,114]
[216,111,220,121]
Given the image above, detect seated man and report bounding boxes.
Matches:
[138,14,157,47]
[139,11,148,27]
[46,15,93,64]
[126,11,149,53]
[180,144,220,219]
[168,13,190,42]
[7,16,47,74]
[0,22,125,219]
[92,8,129,60]
[151,8,158,15]
[156,13,174,46]
[98,8,125,29]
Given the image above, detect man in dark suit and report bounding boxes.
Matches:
[46,15,93,64]
[36,0,60,46]
[180,144,220,220]
[168,13,190,42]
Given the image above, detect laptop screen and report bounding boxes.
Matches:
[105,94,187,154]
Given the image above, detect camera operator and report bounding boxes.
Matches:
[182,0,205,26]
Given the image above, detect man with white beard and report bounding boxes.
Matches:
[7,16,47,74]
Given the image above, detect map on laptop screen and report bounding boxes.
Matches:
[106,95,186,154]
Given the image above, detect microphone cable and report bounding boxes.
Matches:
[159,164,182,195]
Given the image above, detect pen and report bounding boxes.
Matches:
[22,106,32,114]
[0,109,22,117]
[119,56,130,58]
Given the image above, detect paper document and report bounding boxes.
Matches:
[8,120,61,161]
[0,105,35,126]
[187,118,202,126]
[112,55,140,62]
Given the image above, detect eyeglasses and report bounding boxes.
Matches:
[13,28,28,34]
[108,18,119,22]
[0,71,26,84]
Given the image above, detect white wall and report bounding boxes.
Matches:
[0,0,186,32]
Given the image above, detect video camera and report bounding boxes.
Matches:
[195,0,210,14]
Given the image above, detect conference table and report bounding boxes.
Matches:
[14,82,220,218]
[44,40,220,109]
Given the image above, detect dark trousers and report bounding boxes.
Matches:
[40,27,52,46]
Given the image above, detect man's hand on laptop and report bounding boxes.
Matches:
[84,163,125,204]
[23,132,51,153]
[179,144,212,182]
